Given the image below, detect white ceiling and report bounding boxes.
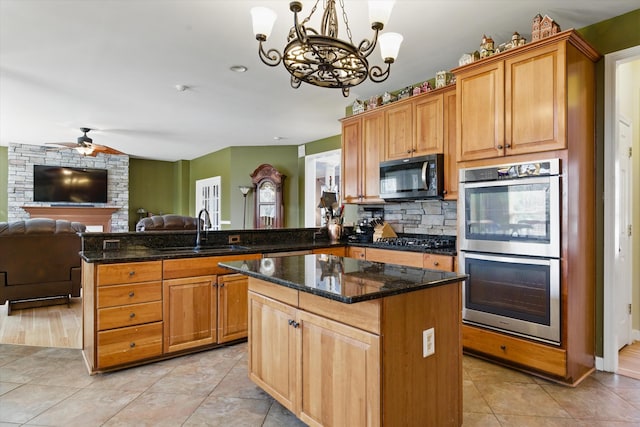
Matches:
[1,1,637,162]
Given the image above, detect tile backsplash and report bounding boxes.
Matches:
[358,200,457,236]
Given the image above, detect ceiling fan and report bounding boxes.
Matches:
[47,127,125,156]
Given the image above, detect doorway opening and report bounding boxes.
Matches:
[195,176,221,230]
[603,45,640,376]
[304,149,341,227]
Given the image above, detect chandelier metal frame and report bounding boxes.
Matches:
[253,0,399,97]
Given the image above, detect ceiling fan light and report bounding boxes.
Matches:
[75,145,95,156]
[250,7,277,39]
[379,31,403,62]
[368,0,395,27]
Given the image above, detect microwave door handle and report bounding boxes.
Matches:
[421,161,429,189]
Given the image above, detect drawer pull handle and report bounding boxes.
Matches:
[433,261,439,266]
[505,144,512,148]
[129,271,136,276]
[129,291,135,297]
[288,319,294,326]
[292,321,300,328]
[130,342,136,348]
[497,145,504,150]
[129,312,136,319]
[500,345,506,351]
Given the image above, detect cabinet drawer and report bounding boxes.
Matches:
[98,301,163,331]
[248,277,298,307]
[97,281,162,308]
[423,254,454,272]
[299,292,381,335]
[347,246,366,260]
[97,261,162,286]
[312,247,346,256]
[366,248,423,268]
[462,324,567,377]
[97,322,163,368]
[163,253,261,280]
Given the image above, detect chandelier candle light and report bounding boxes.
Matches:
[250,0,403,97]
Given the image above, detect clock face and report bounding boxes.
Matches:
[259,181,275,203]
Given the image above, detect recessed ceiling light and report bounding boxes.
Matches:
[175,84,189,91]
[273,136,283,140]
[230,65,248,73]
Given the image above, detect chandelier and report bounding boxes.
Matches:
[250,0,403,97]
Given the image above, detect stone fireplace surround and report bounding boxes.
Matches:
[7,143,129,232]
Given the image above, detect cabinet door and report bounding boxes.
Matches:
[505,43,566,155]
[248,291,298,412]
[361,111,385,203]
[297,310,380,427]
[163,275,217,353]
[443,88,458,200]
[385,102,413,160]
[457,61,505,161]
[217,274,249,343]
[413,93,444,156]
[341,118,362,203]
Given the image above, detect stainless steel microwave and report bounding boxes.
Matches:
[379,154,444,201]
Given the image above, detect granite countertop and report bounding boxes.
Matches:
[80,241,346,263]
[219,255,467,304]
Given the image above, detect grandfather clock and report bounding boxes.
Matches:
[250,164,285,229]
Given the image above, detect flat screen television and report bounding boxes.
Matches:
[33,165,108,204]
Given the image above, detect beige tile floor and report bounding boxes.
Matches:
[1,342,640,426]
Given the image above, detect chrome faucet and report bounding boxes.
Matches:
[195,208,211,249]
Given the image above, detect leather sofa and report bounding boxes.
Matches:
[136,214,200,231]
[0,218,86,314]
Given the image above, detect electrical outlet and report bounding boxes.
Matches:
[423,328,435,358]
[103,239,120,251]
[228,235,241,244]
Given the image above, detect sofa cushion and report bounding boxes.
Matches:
[136,215,199,231]
[0,218,86,235]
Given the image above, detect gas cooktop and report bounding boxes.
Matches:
[373,235,456,250]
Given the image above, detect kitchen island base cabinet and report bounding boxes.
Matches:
[248,277,462,426]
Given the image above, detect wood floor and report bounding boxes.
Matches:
[618,340,640,380]
[0,298,82,349]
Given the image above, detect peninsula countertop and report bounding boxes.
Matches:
[219,254,467,304]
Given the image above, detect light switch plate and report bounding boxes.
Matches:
[423,328,435,357]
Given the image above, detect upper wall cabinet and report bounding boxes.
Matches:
[385,91,444,161]
[341,111,385,204]
[454,29,600,162]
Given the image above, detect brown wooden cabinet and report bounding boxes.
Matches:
[83,253,261,373]
[455,30,600,385]
[385,102,413,160]
[217,273,249,343]
[248,275,462,426]
[365,247,455,272]
[163,275,217,353]
[385,92,445,160]
[341,111,385,203]
[84,260,164,371]
[455,31,591,162]
[312,246,346,256]
[443,87,458,200]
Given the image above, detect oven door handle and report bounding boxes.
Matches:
[460,175,553,189]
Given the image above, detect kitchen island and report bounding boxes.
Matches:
[220,255,467,427]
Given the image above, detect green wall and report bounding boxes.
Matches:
[188,145,300,229]
[578,8,640,358]
[0,146,7,222]
[128,158,181,230]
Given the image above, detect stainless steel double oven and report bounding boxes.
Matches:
[458,159,561,344]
